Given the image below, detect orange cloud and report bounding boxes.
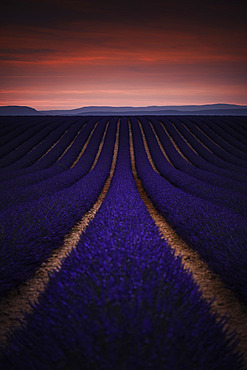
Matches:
[1,3,246,109]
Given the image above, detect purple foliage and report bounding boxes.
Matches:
[131,117,247,303]
[0,117,99,190]
[156,116,247,185]
[0,116,43,151]
[0,117,117,298]
[139,117,247,217]
[166,117,247,180]
[179,117,247,167]
[0,117,108,210]
[0,118,76,174]
[1,117,242,369]
[147,116,247,194]
[214,116,247,146]
[0,117,63,168]
[189,117,247,160]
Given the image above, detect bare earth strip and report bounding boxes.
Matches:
[192,119,232,152]
[90,121,110,171]
[55,123,87,163]
[179,119,215,154]
[25,123,62,156]
[0,119,120,346]
[137,120,158,173]
[70,119,100,169]
[129,119,247,364]
[146,119,175,167]
[154,119,194,165]
[6,121,46,154]
[181,120,247,169]
[35,128,70,163]
[163,118,200,155]
[192,119,247,158]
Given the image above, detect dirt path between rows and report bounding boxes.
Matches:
[70,119,100,168]
[129,119,247,365]
[147,119,175,167]
[0,119,120,346]
[1,118,246,365]
[55,120,86,163]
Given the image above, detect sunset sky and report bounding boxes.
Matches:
[1,0,247,109]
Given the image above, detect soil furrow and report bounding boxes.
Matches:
[128,119,247,364]
[25,121,61,156]
[164,118,199,155]
[70,119,100,168]
[155,119,193,165]
[55,123,86,163]
[0,119,120,346]
[34,128,70,163]
[137,120,158,173]
[193,119,234,152]
[89,121,110,171]
[146,119,175,167]
[179,119,216,154]
[192,118,247,159]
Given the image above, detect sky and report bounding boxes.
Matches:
[0,0,247,109]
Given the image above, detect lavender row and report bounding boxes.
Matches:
[8,117,87,173]
[0,117,100,191]
[139,118,247,217]
[0,117,118,299]
[0,117,48,159]
[1,117,86,178]
[170,117,247,174]
[0,117,22,137]
[0,118,78,180]
[0,117,63,166]
[147,117,247,194]
[0,117,32,148]
[217,116,247,145]
[0,116,43,148]
[131,117,247,304]
[0,118,67,170]
[1,117,82,171]
[197,116,247,157]
[192,117,247,159]
[179,116,247,167]
[0,119,43,159]
[234,117,247,134]
[157,116,247,184]
[199,116,247,146]
[0,117,108,210]
[1,117,241,369]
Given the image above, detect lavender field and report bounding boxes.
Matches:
[0,115,247,369]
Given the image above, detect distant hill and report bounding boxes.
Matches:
[1,104,247,116]
[0,106,41,115]
[40,104,247,115]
